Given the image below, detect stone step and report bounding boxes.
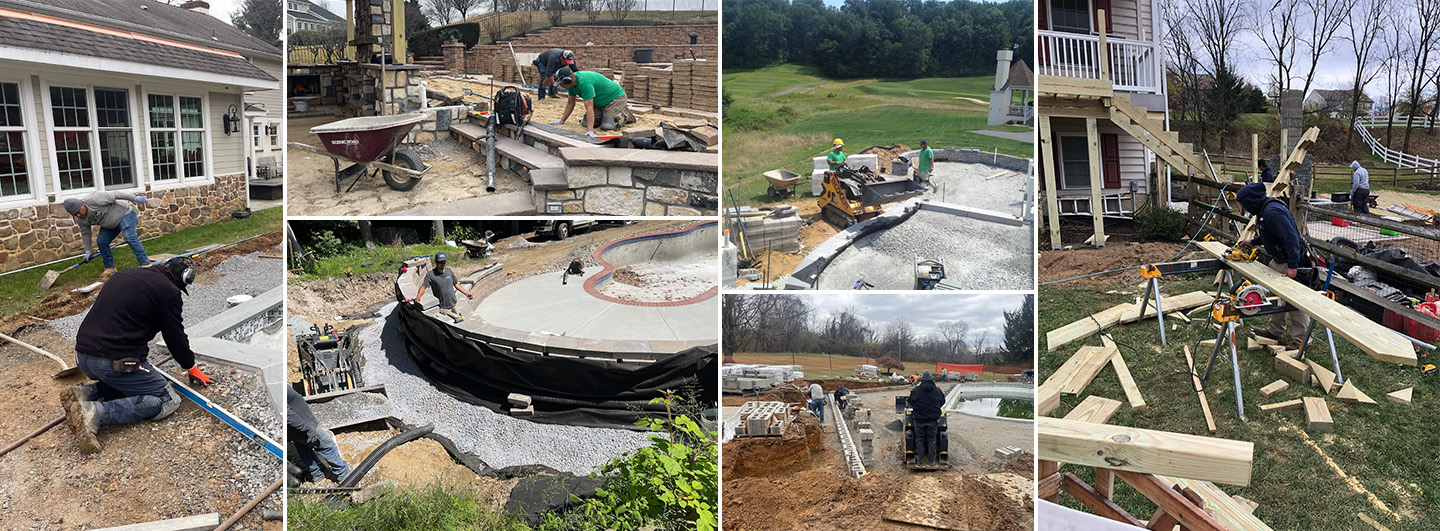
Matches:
[450,123,568,190]
[474,114,599,152]
[389,191,536,216]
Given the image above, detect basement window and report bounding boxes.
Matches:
[1060,135,1091,189]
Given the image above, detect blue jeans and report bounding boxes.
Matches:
[295,426,351,483]
[914,421,939,465]
[535,65,559,99]
[76,352,173,426]
[809,398,825,422]
[97,209,149,268]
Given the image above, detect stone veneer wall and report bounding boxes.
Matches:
[447,24,717,74]
[0,173,248,273]
[547,166,718,216]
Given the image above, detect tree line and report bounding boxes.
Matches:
[723,0,1033,79]
[721,294,1034,366]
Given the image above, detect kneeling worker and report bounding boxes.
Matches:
[907,371,945,466]
[288,386,351,483]
[60,258,211,453]
[548,67,635,136]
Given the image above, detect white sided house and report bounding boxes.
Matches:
[0,0,279,273]
[1036,0,1212,249]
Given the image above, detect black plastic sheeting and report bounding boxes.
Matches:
[395,299,718,430]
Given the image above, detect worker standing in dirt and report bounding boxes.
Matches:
[549,67,635,136]
[827,139,847,171]
[1351,160,1371,215]
[63,191,152,277]
[562,258,584,285]
[1235,183,1314,350]
[908,371,945,466]
[287,386,351,483]
[914,140,935,189]
[1259,159,1274,183]
[59,258,210,454]
[808,382,826,422]
[412,252,473,323]
[532,48,577,101]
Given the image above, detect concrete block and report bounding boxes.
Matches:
[512,405,535,417]
[507,393,532,408]
[858,428,874,442]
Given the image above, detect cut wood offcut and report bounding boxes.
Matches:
[1038,417,1254,486]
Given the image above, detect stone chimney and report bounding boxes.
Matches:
[180,1,210,14]
[994,48,1013,91]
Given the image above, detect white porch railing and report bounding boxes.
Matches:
[1353,120,1440,175]
[1038,29,1162,94]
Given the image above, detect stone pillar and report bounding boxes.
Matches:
[1281,89,1303,156]
[442,42,466,73]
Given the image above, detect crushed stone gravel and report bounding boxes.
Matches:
[816,210,1034,290]
[925,162,1030,216]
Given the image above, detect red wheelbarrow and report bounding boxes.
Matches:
[289,114,430,192]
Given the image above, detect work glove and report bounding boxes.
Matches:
[186,366,213,386]
[133,194,147,204]
[81,251,92,264]
[549,120,564,126]
[585,131,598,138]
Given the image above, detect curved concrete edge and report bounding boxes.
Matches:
[783,198,925,290]
[584,221,719,307]
[919,201,1026,226]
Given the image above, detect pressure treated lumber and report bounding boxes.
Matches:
[1259,399,1303,413]
[1102,336,1146,409]
[1198,241,1417,366]
[1115,471,1228,531]
[1047,291,1213,350]
[1307,360,1338,394]
[1386,387,1412,406]
[1065,395,1123,424]
[1336,381,1377,405]
[1048,345,1115,395]
[1038,417,1254,486]
[1063,472,1144,527]
[1038,469,1062,501]
[1156,475,1276,531]
[1303,397,1332,432]
[1183,346,1216,432]
[1274,354,1310,385]
[1259,380,1289,397]
[1038,384,1061,417]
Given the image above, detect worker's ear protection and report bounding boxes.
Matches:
[163,257,196,293]
[556,67,575,87]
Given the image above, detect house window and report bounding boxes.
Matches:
[95,88,135,188]
[253,124,261,148]
[268,123,279,146]
[1060,135,1091,189]
[1051,0,1091,33]
[0,82,31,199]
[50,86,93,191]
[148,94,207,183]
[46,86,136,192]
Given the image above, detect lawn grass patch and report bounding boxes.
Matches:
[288,482,532,531]
[293,242,482,282]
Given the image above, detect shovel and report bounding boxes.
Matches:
[0,332,81,378]
[38,261,83,290]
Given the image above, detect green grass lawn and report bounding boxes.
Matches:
[0,207,281,320]
[292,242,483,282]
[1040,278,1437,530]
[722,66,1031,205]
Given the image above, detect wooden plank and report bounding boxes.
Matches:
[1336,381,1377,405]
[1307,360,1339,394]
[1038,74,1115,99]
[1183,346,1217,432]
[1255,336,1278,346]
[1055,346,1115,395]
[1198,241,1417,366]
[1038,384,1062,417]
[1047,292,1213,350]
[1303,397,1333,432]
[1386,387,1412,406]
[1169,311,1192,323]
[1156,476,1277,531]
[92,513,222,531]
[1038,417,1254,486]
[1115,471,1229,531]
[1062,472,1145,527]
[1103,336,1147,409]
[1095,468,1116,500]
[1357,512,1395,531]
[1039,471,1062,501]
[1039,115,1063,250]
[1260,399,1304,413]
[1065,395,1124,424]
[1147,508,1181,531]
[1087,118,1106,247]
[1259,380,1289,397]
[1310,239,1440,293]
[1040,460,1061,502]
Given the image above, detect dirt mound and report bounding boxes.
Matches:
[882,474,1033,531]
[989,451,1035,478]
[1039,241,1191,286]
[724,421,816,479]
[860,143,913,174]
[610,266,650,287]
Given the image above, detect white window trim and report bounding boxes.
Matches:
[39,80,144,199]
[1050,0,1094,34]
[141,90,215,191]
[0,75,44,208]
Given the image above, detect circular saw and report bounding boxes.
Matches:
[1234,284,1270,315]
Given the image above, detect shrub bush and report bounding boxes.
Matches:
[1134,205,1189,241]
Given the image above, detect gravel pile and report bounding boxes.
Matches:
[357,302,652,474]
[177,366,282,441]
[598,252,718,302]
[816,210,1033,290]
[49,252,284,341]
[925,162,1029,216]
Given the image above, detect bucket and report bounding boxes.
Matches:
[293,100,310,112]
[1409,302,1440,342]
[634,49,654,63]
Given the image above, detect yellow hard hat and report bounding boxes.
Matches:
[833,138,844,146]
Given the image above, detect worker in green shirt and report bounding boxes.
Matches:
[915,140,935,189]
[549,67,636,136]
[827,139,847,171]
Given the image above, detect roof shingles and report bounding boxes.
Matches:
[0,14,276,82]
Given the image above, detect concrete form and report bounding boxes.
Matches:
[158,286,285,422]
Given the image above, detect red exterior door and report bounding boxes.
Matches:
[1093,0,1114,34]
[1101,133,1121,189]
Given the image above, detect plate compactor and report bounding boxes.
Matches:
[903,408,950,469]
[296,323,364,395]
[819,165,926,227]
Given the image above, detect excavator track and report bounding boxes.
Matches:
[823,204,857,228]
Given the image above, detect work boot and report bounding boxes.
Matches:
[74,382,100,401]
[60,387,101,454]
[100,268,117,281]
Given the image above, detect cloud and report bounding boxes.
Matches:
[797,293,1028,341]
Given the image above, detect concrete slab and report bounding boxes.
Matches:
[390,192,536,215]
[470,276,717,342]
[559,147,718,171]
[92,513,221,531]
[969,129,1035,143]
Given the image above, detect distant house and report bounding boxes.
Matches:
[988,50,1034,126]
[1305,89,1374,118]
[287,0,344,35]
[0,0,279,273]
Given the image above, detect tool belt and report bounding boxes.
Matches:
[112,357,143,374]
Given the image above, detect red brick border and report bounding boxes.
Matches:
[583,221,719,307]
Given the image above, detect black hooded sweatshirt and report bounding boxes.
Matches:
[908,378,946,423]
[74,266,195,369]
[1236,183,1309,269]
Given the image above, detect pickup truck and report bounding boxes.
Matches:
[533,219,596,240]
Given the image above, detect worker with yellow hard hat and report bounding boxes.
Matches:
[827,138,847,171]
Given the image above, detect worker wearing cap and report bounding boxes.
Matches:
[549,67,635,136]
[413,252,473,323]
[63,191,151,276]
[907,371,945,466]
[60,258,211,454]
[915,140,935,189]
[532,48,578,101]
[287,386,351,483]
[1235,183,1313,350]
[807,382,826,422]
[1351,160,1371,215]
[827,139,847,171]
